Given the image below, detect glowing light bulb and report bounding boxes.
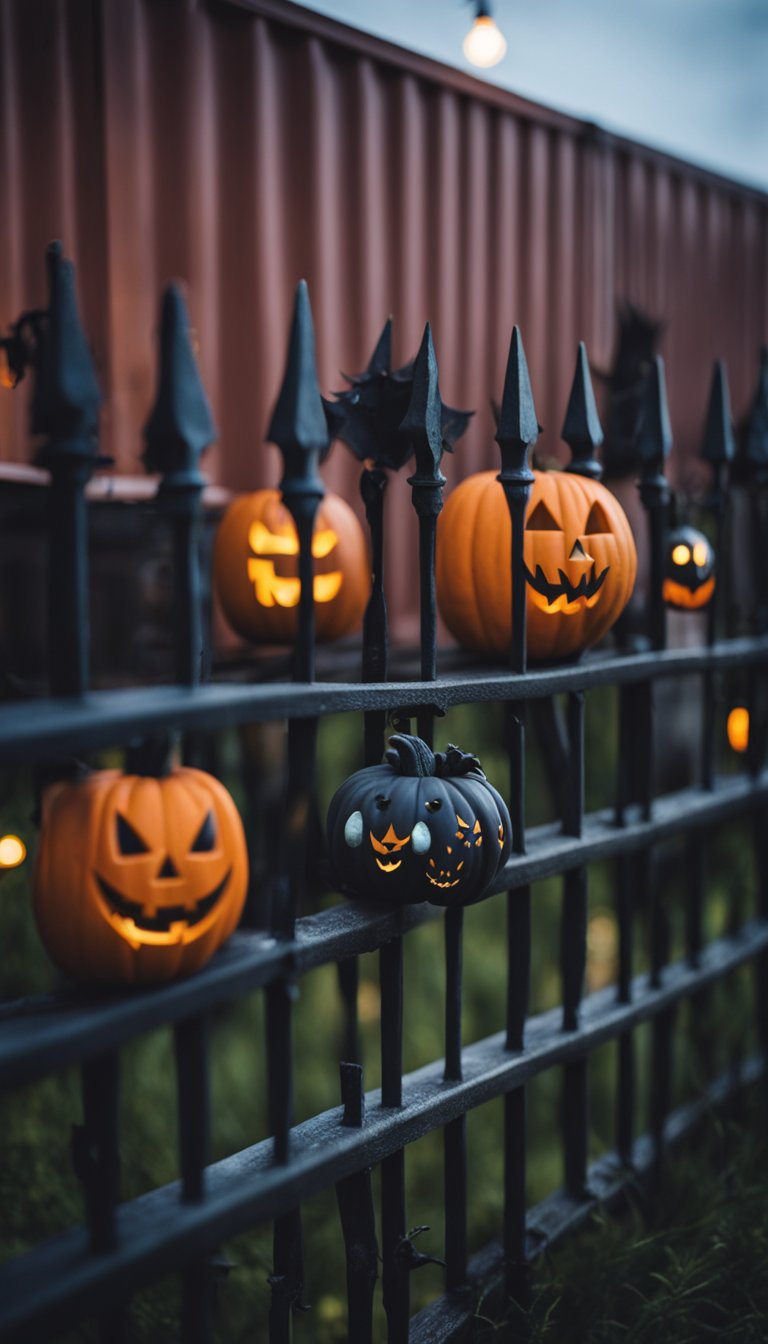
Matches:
[727,707,749,754]
[463,12,507,69]
[0,834,26,868]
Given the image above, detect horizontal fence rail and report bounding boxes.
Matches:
[0,636,766,765]
[1,244,767,1343]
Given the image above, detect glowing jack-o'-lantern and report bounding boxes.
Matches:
[436,470,637,662]
[33,767,248,985]
[727,706,749,753]
[213,488,369,645]
[327,734,511,908]
[662,524,715,610]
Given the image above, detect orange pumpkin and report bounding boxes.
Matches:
[213,488,369,645]
[33,767,248,985]
[436,470,637,661]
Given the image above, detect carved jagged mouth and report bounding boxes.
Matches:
[375,858,402,873]
[96,870,231,933]
[524,562,609,613]
[426,873,461,890]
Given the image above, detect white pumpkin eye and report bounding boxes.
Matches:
[411,821,431,854]
[344,811,364,848]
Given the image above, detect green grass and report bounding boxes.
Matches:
[486,1105,768,1344]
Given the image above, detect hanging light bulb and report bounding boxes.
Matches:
[463,1,507,69]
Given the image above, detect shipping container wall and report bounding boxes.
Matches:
[1,0,766,632]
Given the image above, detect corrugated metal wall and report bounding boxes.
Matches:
[1,0,766,629]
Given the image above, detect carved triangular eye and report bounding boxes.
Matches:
[585,501,611,534]
[117,814,149,855]
[191,811,216,853]
[526,500,561,531]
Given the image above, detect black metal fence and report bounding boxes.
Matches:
[1,242,767,1343]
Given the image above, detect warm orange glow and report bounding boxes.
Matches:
[246,561,342,608]
[671,544,691,566]
[0,834,26,868]
[0,348,15,390]
[692,541,709,566]
[727,706,750,753]
[246,521,342,608]
[662,574,715,609]
[247,521,338,559]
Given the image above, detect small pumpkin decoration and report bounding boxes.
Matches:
[662,524,715,610]
[327,733,511,907]
[436,469,637,662]
[33,765,248,985]
[213,488,369,645]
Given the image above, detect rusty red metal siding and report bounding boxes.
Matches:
[1,0,767,629]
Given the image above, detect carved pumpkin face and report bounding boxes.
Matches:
[436,470,637,662]
[663,525,715,610]
[33,768,248,985]
[327,735,511,908]
[213,488,369,645]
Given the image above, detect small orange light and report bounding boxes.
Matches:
[0,346,16,390]
[0,834,26,868]
[692,541,709,567]
[671,544,690,566]
[727,707,749,753]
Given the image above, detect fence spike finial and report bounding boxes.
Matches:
[142,284,216,483]
[700,360,735,468]
[740,345,768,483]
[495,325,538,483]
[563,341,604,479]
[268,279,328,498]
[401,322,444,482]
[366,316,393,377]
[636,355,673,472]
[32,241,102,456]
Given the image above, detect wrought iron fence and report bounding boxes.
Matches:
[0,241,767,1344]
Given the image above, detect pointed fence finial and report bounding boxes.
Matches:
[495,325,539,485]
[700,360,735,468]
[404,323,447,692]
[402,323,445,496]
[740,346,768,484]
[268,279,328,501]
[636,355,673,475]
[142,285,216,486]
[366,317,392,377]
[33,241,102,461]
[495,326,539,674]
[563,341,604,479]
[267,282,328,682]
[636,355,671,651]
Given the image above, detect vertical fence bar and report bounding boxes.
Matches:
[404,325,469,1292]
[561,692,588,1197]
[496,327,538,1306]
[558,344,603,1199]
[635,357,674,1172]
[264,281,327,1341]
[335,1064,378,1344]
[742,351,768,1069]
[700,361,735,791]
[143,284,218,1344]
[33,244,125,1336]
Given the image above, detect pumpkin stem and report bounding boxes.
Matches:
[384,733,436,777]
[435,744,486,779]
[125,734,175,778]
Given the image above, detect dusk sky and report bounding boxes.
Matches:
[300,0,768,191]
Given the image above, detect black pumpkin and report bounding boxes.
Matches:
[326,734,511,907]
[662,524,715,610]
